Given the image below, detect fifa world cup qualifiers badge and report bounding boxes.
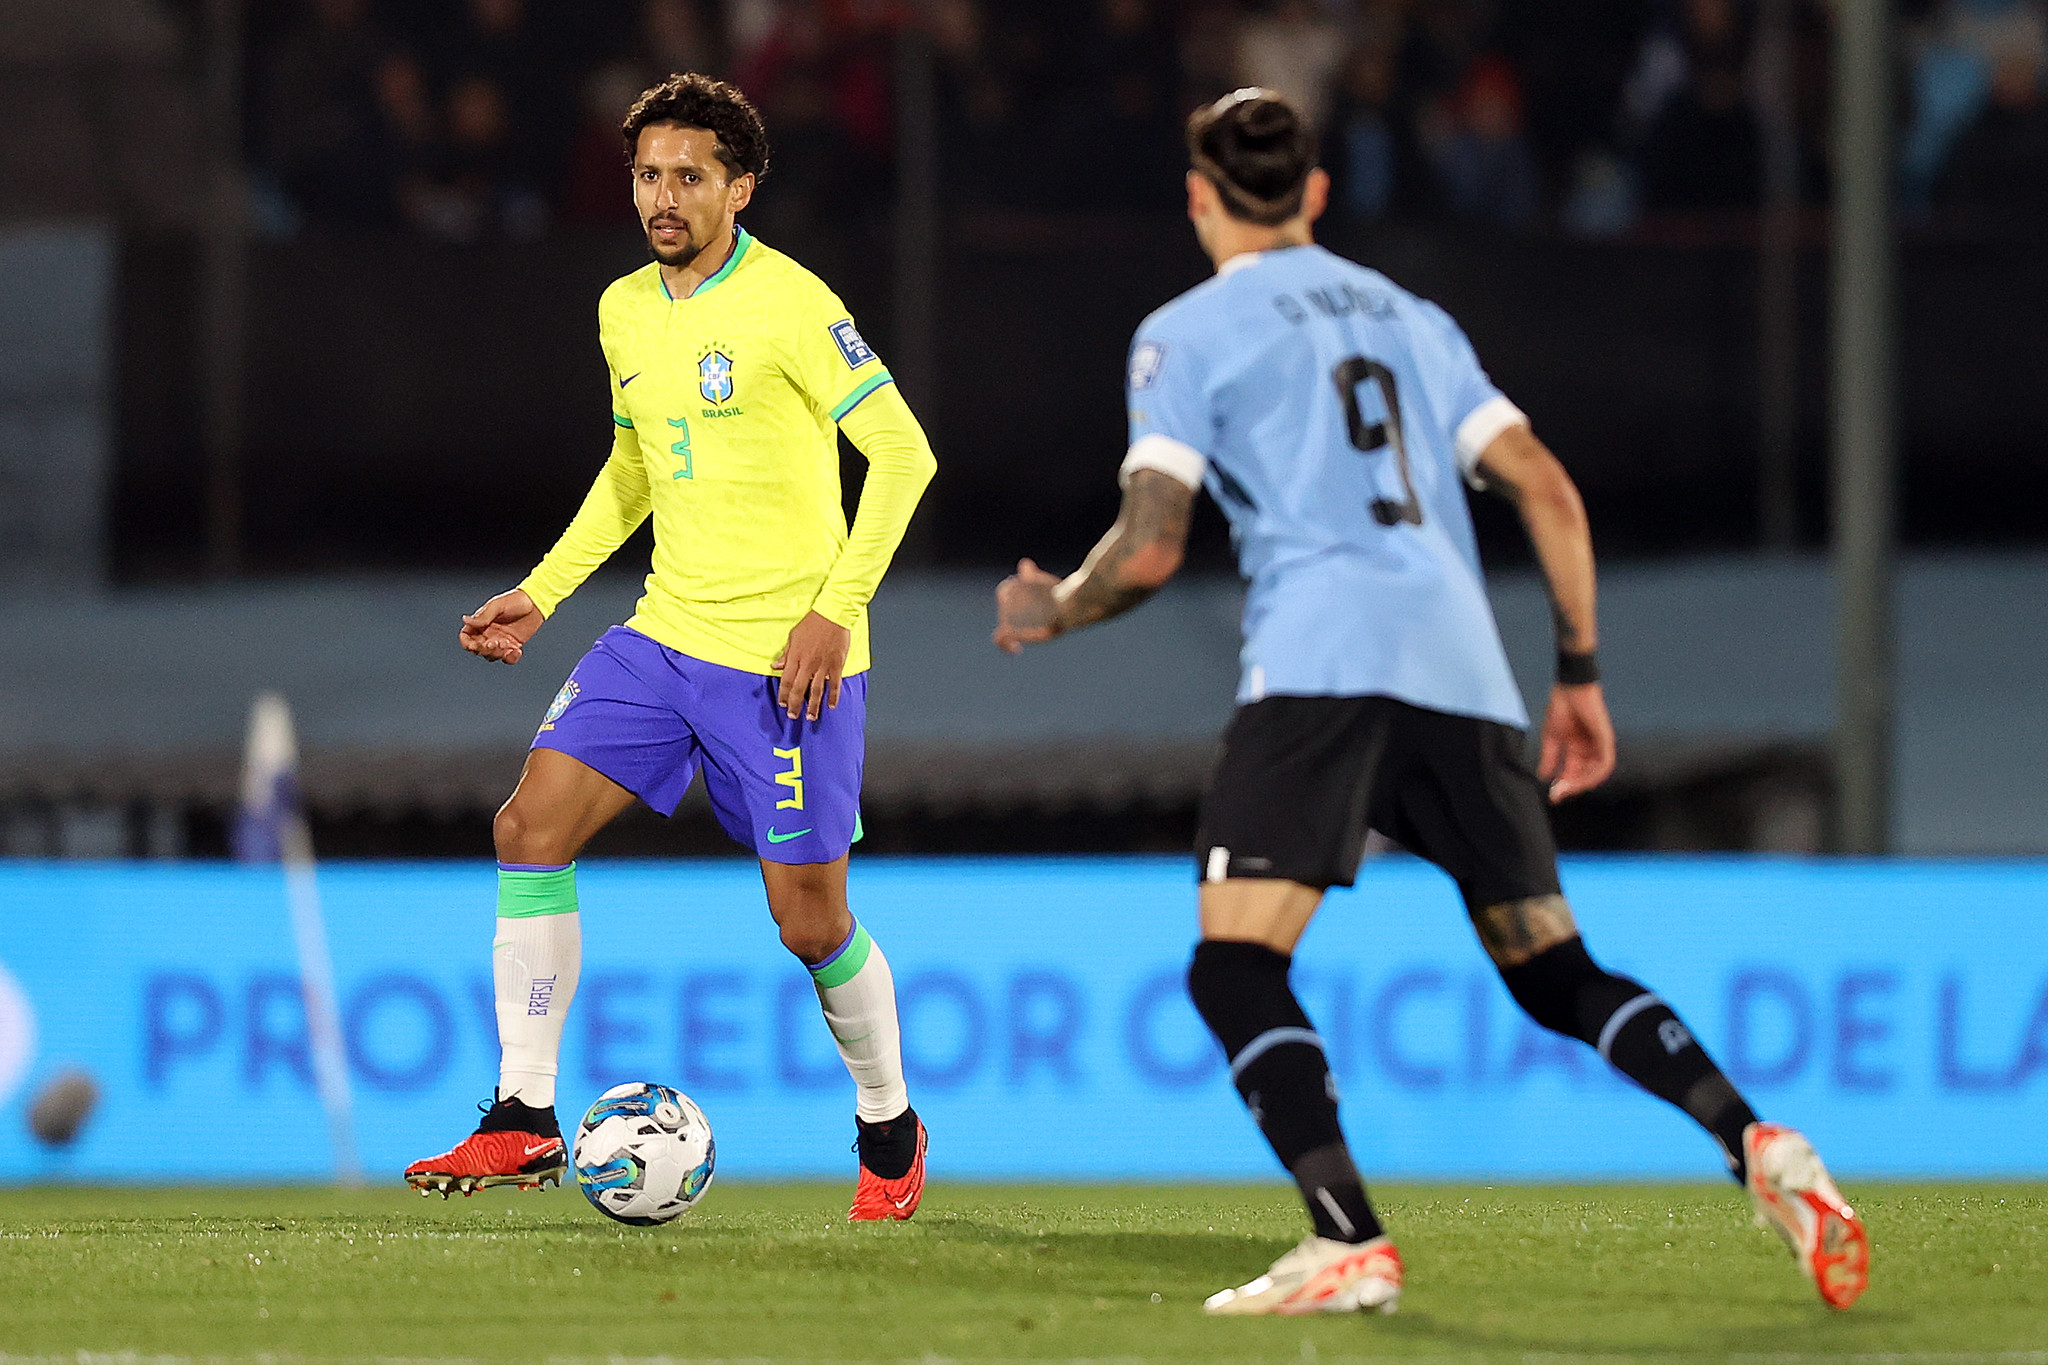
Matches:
[829,319,875,369]
[1128,341,1165,391]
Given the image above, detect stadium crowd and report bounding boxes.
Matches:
[247,0,2048,241]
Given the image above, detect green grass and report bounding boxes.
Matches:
[0,1183,2041,1362]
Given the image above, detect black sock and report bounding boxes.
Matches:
[856,1106,919,1179]
[1188,940,1385,1244]
[480,1093,559,1138]
[1500,937,1758,1181]
[1290,1143,1382,1243]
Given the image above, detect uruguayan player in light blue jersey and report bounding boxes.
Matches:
[995,89,1867,1317]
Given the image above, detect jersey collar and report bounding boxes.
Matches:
[1217,242,1312,277]
[658,225,753,301]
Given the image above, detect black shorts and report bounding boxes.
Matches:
[1194,694,1562,909]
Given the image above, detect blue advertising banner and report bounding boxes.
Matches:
[0,857,2043,1182]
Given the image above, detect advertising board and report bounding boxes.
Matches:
[0,858,2042,1181]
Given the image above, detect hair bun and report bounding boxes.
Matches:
[1237,101,1297,143]
[1185,88,1317,225]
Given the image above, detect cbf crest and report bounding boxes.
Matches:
[698,348,735,404]
[539,679,579,732]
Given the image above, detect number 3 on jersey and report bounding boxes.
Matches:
[1331,356,1422,527]
[667,416,693,480]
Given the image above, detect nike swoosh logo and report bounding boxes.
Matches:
[523,1141,558,1157]
[893,1192,916,1208]
[766,827,813,844]
[619,372,640,387]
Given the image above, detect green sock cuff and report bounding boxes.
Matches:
[809,922,873,989]
[498,863,579,917]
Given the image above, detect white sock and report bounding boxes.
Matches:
[808,921,909,1123]
[494,863,582,1110]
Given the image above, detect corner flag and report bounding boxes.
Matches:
[236,692,363,1185]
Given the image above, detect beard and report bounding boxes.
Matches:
[646,216,709,266]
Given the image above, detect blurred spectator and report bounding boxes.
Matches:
[727,0,786,72]
[1510,0,1655,217]
[1093,0,1179,127]
[258,0,394,229]
[437,0,561,186]
[645,0,725,76]
[1404,0,1490,108]
[238,0,2048,241]
[1330,2,1408,221]
[1420,54,1540,226]
[929,0,1011,129]
[560,61,652,225]
[1235,0,1348,132]
[1902,0,2048,209]
[738,0,898,225]
[1624,0,1762,211]
[559,0,725,227]
[1042,0,1183,207]
[1559,147,1639,236]
[1927,0,2048,213]
[1179,0,1247,111]
[371,49,441,225]
[398,71,551,241]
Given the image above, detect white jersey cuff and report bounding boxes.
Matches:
[1120,433,1207,491]
[1454,395,1529,483]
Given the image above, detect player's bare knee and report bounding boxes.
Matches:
[493,800,568,865]
[769,895,851,964]
[762,865,851,963]
[491,802,529,861]
[775,917,845,964]
[1471,894,1578,968]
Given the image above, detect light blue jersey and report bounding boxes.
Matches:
[1123,243,1530,727]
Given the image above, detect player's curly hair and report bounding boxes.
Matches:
[1185,88,1318,225]
[622,73,771,182]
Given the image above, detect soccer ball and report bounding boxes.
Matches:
[573,1082,716,1225]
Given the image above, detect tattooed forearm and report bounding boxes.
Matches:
[1476,429,1598,657]
[1055,470,1194,633]
[1059,561,1159,631]
[1471,893,1579,967]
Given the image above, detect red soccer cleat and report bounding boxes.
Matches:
[404,1095,566,1199]
[1745,1121,1870,1310]
[848,1111,927,1222]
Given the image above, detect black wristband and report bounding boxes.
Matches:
[1556,649,1600,686]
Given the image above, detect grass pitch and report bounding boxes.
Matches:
[0,1182,2041,1362]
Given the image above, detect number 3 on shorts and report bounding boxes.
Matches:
[773,745,804,810]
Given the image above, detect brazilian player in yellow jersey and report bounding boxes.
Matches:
[403,74,938,1220]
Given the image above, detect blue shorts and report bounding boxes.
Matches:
[532,626,866,864]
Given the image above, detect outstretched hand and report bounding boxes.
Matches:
[774,611,851,721]
[992,558,1063,654]
[1538,681,1617,803]
[460,588,544,665]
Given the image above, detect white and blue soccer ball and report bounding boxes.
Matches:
[573,1082,715,1225]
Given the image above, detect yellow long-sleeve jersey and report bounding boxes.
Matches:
[519,226,936,675]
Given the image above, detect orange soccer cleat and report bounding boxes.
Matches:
[1745,1121,1870,1309]
[848,1110,927,1222]
[404,1095,567,1198]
